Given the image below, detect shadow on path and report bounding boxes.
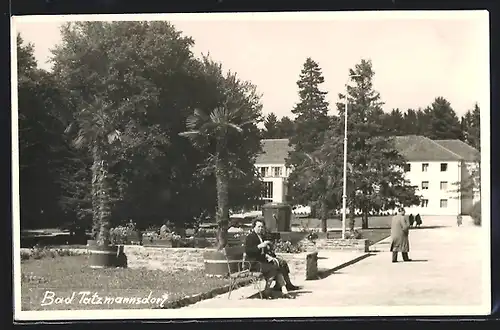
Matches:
[317,253,375,279]
[248,290,313,300]
[410,225,447,230]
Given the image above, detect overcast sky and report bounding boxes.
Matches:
[12,11,489,118]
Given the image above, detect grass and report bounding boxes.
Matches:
[291,216,393,230]
[21,254,234,310]
[324,228,391,246]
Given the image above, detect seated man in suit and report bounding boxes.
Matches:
[245,218,299,298]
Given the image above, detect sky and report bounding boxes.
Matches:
[12,11,490,119]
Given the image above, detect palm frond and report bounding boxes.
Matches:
[72,131,87,150]
[178,130,201,139]
[186,109,208,130]
[227,123,243,133]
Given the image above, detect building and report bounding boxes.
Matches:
[254,139,293,205]
[393,135,480,216]
[255,136,480,216]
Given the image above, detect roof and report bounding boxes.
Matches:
[256,136,477,164]
[433,139,480,162]
[392,135,463,161]
[256,139,292,164]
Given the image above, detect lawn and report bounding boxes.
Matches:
[21,254,234,310]
[325,228,392,246]
[291,216,393,230]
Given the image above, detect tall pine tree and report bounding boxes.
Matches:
[287,58,331,230]
[288,57,330,153]
[335,59,419,229]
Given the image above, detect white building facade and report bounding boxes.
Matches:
[254,139,292,206]
[402,160,462,216]
[255,137,480,216]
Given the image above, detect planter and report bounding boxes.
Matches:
[203,247,244,277]
[89,244,127,268]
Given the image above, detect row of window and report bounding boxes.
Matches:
[420,199,449,208]
[262,181,451,208]
[421,181,449,190]
[259,163,450,177]
[404,162,449,172]
[258,166,283,178]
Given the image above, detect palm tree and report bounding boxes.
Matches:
[67,96,122,246]
[180,104,259,249]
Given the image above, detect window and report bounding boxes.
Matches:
[440,163,448,172]
[440,199,448,208]
[421,199,429,207]
[440,181,448,190]
[273,167,282,177]
[404,163,411,172]
[262,181,273,199]
[421,181,429,190]
[422,163,429,172]
[260,167,267,177]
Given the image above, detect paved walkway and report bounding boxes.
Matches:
[184,216,487,310]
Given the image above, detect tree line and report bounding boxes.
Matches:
[17,22,481,248]
[262,93,480,152]
[17,22,264,248]
[273,58,481,232]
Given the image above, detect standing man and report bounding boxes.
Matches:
[390,207,412,263]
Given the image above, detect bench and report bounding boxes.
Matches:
[223,246,272,299]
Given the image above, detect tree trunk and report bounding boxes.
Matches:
[349,203,356,232]
[92,146,112,246]
[90,173,100,240]
[361,207,369,229]
[215,142,229,250]
[320,200,328,233]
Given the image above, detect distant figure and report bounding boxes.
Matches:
[390,207,412,263]
[409,214,415,228]
[415,214,422,228]
[457,214,463,227]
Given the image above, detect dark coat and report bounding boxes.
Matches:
[244,231,283,279]
[245,231,267,263]
[390,214,410,252]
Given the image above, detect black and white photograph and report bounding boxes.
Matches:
[12,11,491,320]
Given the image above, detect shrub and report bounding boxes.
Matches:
[110,226,142,245]
[20,246,88,261]
[273,239,306,254]
[471,201,481,226]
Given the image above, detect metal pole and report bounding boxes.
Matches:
[342,83,349,240]
[342,74,360,239]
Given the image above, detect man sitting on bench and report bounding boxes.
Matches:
[245,218,299,299]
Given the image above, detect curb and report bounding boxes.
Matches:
[157,278,254,309]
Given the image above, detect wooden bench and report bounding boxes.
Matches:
[223,246,271,299]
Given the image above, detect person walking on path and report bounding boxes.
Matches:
[457,214,463,227]
[390,207,412,263]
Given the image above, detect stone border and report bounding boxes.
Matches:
[157,278,254,309]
